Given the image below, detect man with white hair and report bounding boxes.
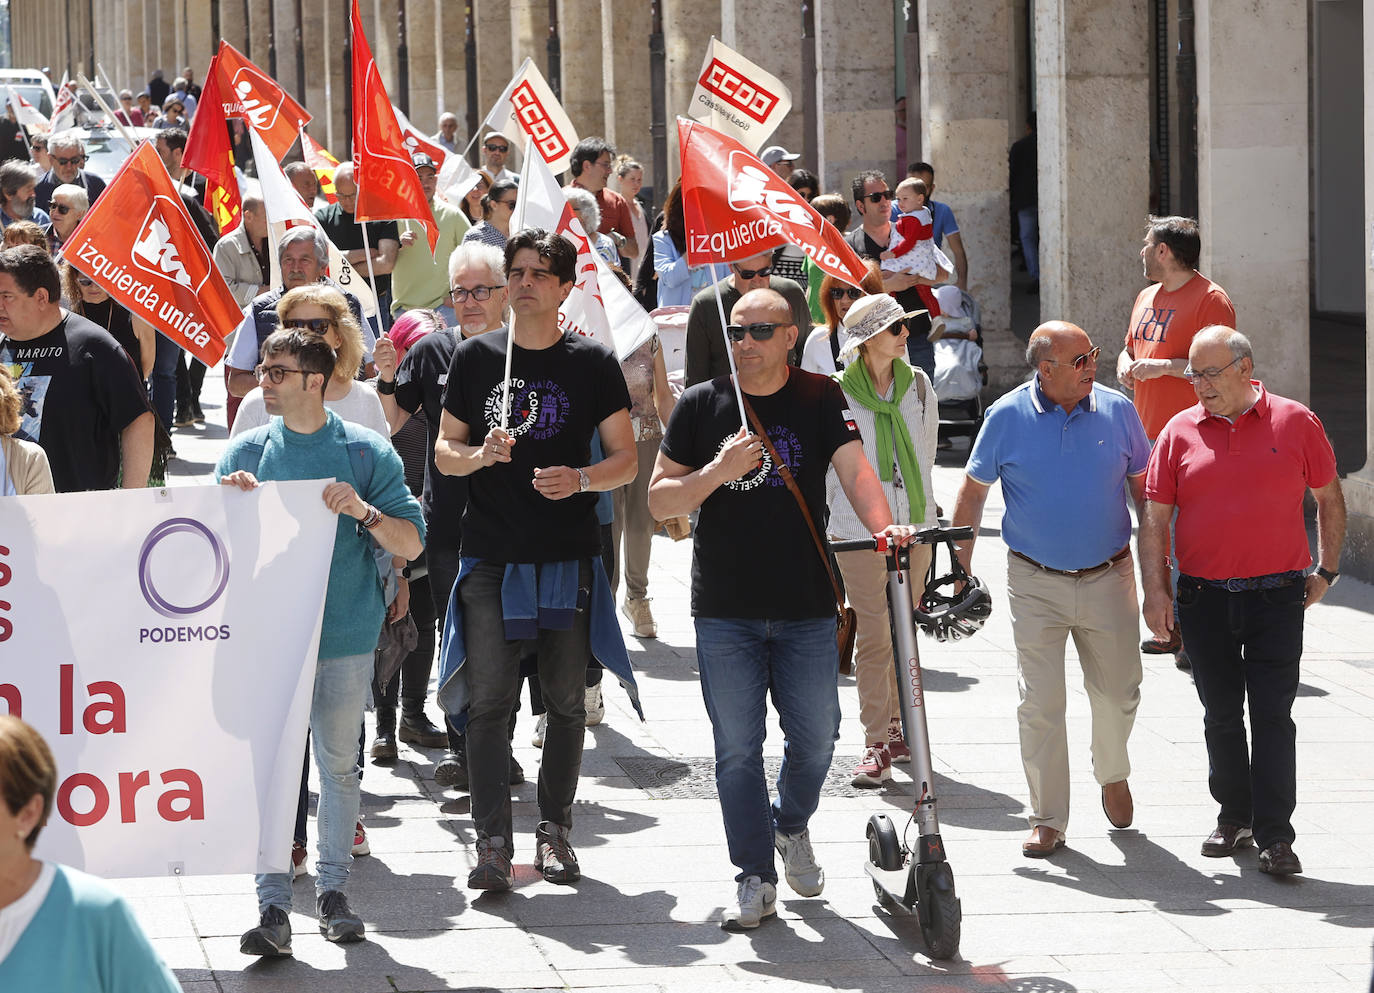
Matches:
[432,113,459,153]
[35,131,105,212]
[0,161,48,229]
[46,183,87,253]
[563,188,619,267]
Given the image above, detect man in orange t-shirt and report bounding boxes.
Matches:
[1117,216,1236,441]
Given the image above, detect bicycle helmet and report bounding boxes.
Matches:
[914,533,993,641]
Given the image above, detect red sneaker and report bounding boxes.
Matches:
[851,744,892,787]
[887,719,911,764]
[291,840,308,878]
[352,819,370,856]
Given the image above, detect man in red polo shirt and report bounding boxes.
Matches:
[565,137,638,266]
[1140,326,1345,878]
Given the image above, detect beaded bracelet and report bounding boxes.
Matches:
[360,505,383,529]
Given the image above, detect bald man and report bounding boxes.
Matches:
[951,321,1150,858]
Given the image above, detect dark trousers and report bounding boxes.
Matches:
[1176,575,1305,850]
[379,574,436,722]
[459,560,591,852]
[427,539,465,753]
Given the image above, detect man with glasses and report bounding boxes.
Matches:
[566,137,638,266]
[683,249,811,387]
[391,153,469,323]
[951,320,1150,859]
[650,287,913,929]
[845,169,941,380]
[1140,326,1344,877]
[46,184,87,253]
[481,131,518,186]
[35,132,105,213]
[316,162,400,329]
[220,327,424,956]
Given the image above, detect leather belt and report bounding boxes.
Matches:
[1182,570,1305,592]
[1012,546,1130,578]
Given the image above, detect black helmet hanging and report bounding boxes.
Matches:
[915,532,993,641]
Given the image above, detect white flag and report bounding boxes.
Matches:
[512,137,655,361]
[6,87,50,134]
[50,78,78,133]
[482,58,580,175]
[248,128,379,320]
[689,37,792,153]
[390,103,481,207]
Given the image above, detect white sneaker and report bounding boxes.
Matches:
[773,828,824,897]
[621,596,658,638]
[927,315,948,342]
[721,875,777,931]
[531,713,547,748]
[585,684,605,727]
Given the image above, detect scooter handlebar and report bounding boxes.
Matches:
[829,525,974,554]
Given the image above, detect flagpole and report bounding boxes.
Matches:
[77,73,136,147]
[708,262,748,429]
[499,320,515,433]
[6,91,33,156]
[359,221,383,332]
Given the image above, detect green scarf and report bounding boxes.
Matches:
[836,356,926,524]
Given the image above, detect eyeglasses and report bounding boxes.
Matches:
[860,190,895,203]
[281,317,335,333]
[51,204,73,215]
[1046,345,1101,371]
[733,265,772,279]
[725,321,792,343]
[254,364,309,384]
[53,155,87,167]
[1183,355,1244,383]
[451,284,505,301]
[75,275,94,286]
[829,286,863,301]
[484,143,509,152]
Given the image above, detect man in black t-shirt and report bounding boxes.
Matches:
[650,287,914,931]
[0,245,153,491]
[434,229,637,891]
[316,163,400,329]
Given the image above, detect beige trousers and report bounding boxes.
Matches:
[611,437,662,600]
[1006,550,1143,832]
[837,544,933,746]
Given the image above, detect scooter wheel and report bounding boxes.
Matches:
[917,862,962,960]
[866,814,902,902]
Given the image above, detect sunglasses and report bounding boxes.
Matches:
[734,266,772,280]
[281,317,335,333]
[860,190,895,203]
[75,275,94,286]
[51,204,73,215]
[725,321,792,343]
[484,143,509,152]
[53,155,87,167]
[1182,355,1244,383]
[1048,345,1101,370]
[829,286,863,301]
[255,364,309,385]
[450,284,505,301]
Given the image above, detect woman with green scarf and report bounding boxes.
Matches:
[825,294,939,788]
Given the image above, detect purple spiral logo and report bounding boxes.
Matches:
[138,518,231,618]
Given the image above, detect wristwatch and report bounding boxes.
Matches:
[1316,566,1340,587]
[577,467,591,492]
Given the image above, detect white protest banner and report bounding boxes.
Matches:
[689,37,792,153]
[512,138,655,361]
[7,86,51,134]
[482,58,580,175]
[390,103,480,208]
[0,481,334,878]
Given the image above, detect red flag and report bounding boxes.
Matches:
[349,0,438,252]
[215,42,311,160]
[183,52,236,188]
[678,118,868,285]
[301,132,340,204]
[64,143,242,367]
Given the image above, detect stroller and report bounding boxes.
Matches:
[931,287,986,445]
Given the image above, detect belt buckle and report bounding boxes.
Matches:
[1224,578,1246,592]
[1062,567,1082,576]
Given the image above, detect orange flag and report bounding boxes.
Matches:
[64,143,242,367]
[301,132,340,204]
[350,0,438,252]
[183,50,243,234]
[215,42,311,161]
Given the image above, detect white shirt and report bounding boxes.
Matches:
[800,325,851,377]
[230,380,390,439]
[0,861,55,963]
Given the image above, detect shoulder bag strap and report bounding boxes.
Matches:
[741,391,845,610]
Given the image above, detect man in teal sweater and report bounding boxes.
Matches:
[217,328,424,955]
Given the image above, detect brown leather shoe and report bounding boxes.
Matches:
[1258,841,1302,876]
[1022,825,1066,858]
[1141,632,1182,654]
[1201,823,1254,857]
[1101,780,1133,829]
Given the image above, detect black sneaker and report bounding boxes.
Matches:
[535,821,581,884]
[435,748,469,790]
[240,905,293,957]
[317,889,365,942]
[469,835,513,890]
[370,731,397,762]
[510,752,526,785]
[399,712,449,747]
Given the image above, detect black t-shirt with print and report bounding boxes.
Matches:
[661,367,861,619]
[0,312,151,492]
[395,327,467,546]
[442,330,631,563]
[315,203,399,296]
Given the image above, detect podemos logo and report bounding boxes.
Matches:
[138,518,232,643]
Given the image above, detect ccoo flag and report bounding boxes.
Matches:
[689,37,792,153]
[63,142,240,366]
[482,58,580,175]
[678,118,867,284]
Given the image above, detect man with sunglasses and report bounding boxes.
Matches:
[1140,326,1344,878]
[480,131,518,186]
[683,250,811,388]
[951,320,1150,859]
[651,286,914,929]
[391,153,470,324]
[34,133,105,213]
[46,184,87,254]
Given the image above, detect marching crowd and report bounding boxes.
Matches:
[0,76,1351,990]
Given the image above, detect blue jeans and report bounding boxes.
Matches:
[258,652,373,912]
[150,334,181,428]
[1017,205,1039,281]
[694,616,841,883]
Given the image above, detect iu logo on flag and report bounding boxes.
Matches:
[512,81,570,163]
[131,198,207,292]
[699,58,781,124]
[231,67,281,132]
[725,152,817,229]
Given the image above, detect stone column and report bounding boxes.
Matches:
[919,0,1015,387]
[1195,0,1309,404]
[476,0,514,123]
[814,0,895,195]
[300,0,328,142]
[1034,0,1150,373]
[246,0,271,70]
[663,0,721,185]
[185,0,214,82]
[431,2,464,128]
[320,0,350,155]
[407,0,439,132]
[510,0,550,79]
[219,0,248,56]
[368,0,400,97]
[601,0,651,164]
[124,0,147,98]
[558,0,604,137]
[721,1,805,166]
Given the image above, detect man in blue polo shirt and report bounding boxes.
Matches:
[951,320,1150,858]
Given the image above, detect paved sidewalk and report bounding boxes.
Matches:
[130,382,1374,992]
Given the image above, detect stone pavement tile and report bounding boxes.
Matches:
[1164,964,1351,989]
[122,894,197,938]
[557,964,735,987]
[149,935,212,978]
[893,909,1205,959]
[1162,904,1374,952]
[179,983,222,993]
[1049,950,1226,974]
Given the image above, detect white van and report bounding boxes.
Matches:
[0,68,58,118]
